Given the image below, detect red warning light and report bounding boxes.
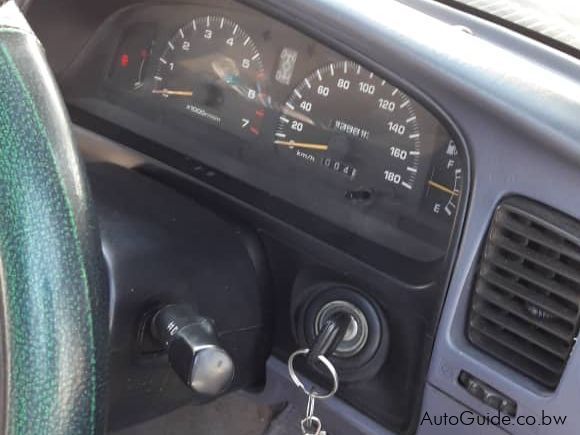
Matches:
[120,54,129,68]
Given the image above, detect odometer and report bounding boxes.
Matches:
[275,60,422,197]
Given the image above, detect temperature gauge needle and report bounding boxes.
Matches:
[152,89,193,97]
[274,140,328,151]
[428,180,460,196]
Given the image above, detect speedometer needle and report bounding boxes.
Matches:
[274,140,328,151]
[428,180,460,196]
[152,89,194,97]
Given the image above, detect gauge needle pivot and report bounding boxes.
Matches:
[428,180,459,196]
[274,140,328,151]
[152,89,194,97]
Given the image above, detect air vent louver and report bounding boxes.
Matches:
[467,197,580,390]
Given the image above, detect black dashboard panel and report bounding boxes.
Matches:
[63,0,468,282]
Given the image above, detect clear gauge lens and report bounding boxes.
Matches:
[425,139,463,219]
[274,60,422,198]
[154,16,266,137]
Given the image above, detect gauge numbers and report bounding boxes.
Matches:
[275,60,422,197]
[153,16,266,137]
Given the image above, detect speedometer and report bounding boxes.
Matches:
[275,60,422,197]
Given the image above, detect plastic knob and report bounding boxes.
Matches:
[151,305,234,397]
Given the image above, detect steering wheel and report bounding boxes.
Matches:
[0,2,108,434]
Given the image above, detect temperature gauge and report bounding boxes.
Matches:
[109,23,155,92]
[425,139,463,219]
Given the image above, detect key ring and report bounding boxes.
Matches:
[301,415,322,435]
[288,348,339,399]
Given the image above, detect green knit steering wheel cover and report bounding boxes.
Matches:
[0,30,105,435]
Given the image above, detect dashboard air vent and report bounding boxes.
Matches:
[467,197,580,390]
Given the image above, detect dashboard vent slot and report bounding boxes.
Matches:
[467,197,580,390]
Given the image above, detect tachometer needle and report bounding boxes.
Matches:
[428,180,460,196]
[274,140,328,151]
[152,89,194,97]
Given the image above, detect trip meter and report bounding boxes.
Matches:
[275,60,422,198]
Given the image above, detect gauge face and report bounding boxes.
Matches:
[275,60,422,197]
[154,16,266,137]
[425,139,463,220]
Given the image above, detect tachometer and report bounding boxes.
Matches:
[154,16,266,138]
[275,60,422,197]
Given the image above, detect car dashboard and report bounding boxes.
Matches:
[29,0,580,433]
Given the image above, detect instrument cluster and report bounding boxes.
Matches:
[80,1,468,262]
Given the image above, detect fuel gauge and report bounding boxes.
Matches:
[425,139,463,219]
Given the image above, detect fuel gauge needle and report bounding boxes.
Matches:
[274,140,328,151]
[428,180,460,196]
[152,89,193,97]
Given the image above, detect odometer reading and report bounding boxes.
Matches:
[275,60,422,196]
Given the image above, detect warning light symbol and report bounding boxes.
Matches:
[120,54,129,68]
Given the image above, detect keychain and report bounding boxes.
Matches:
[288,348,339,435]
